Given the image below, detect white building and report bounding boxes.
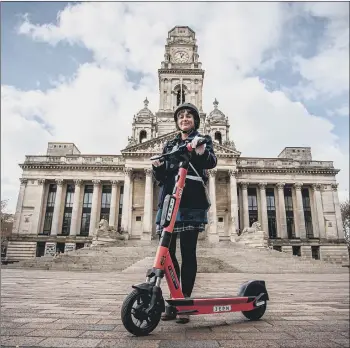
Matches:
[8,26,347,263]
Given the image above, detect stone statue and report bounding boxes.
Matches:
[91,219,129,246]
[126,136,137,148]
[241,221,262,234]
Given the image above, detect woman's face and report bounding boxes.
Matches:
[177,110,195,132]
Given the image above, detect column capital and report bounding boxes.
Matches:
[294,182,303,190]
[144,168,153,176]
[208,169,217,177]
[331,183,338,191]
[312,183,321,191]
[37,179,46,185]
[124,168,133,176]
[19,178,28,185]
[92,179,101,186]
[258,182,267,190]
[276,182,285,190]
[55,179,64,186]
[73,179,83,187]
[239,181,249,190]
[110,180,119,186]
[228,169,238,177]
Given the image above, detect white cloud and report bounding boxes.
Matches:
[327,106,349,118]
[292,2,349,99]
[2,2,349,212]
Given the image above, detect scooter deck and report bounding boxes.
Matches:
[166,294,266,315]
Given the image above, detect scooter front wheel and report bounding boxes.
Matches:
[241,283,267,321]
[121,289,162,336]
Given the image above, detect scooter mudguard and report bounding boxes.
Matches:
[237,280,269,301]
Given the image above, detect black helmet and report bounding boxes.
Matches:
[174,103,200,131]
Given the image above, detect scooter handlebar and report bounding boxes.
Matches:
[150,136,210,161]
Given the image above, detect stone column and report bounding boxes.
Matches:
[51,179,64,236]
[70,179,82,236]
[331,183,345,240]
[121,168,132,233]
[312,183,326,240]
[109,180,118,228]
[32,179,46,235]
[89,180,101,236]
[228,170,239,237]
[142,168,153,240]
[241,182,249,229]
[276,182,288,239]
[294,182,306,240]
[13,178,28,234]
[258,182,268,234]
[208,169,219,242]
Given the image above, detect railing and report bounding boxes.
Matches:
[24,155,125,165]
[237,158,334,168]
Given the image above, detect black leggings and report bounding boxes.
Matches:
[159,230,200,297]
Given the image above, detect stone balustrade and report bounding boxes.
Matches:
[237,158,334,168]
[24,155,125,165]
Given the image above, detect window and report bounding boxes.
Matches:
[214,132,222,145]
[43,212,53,235]
[61,184,74,235]
[176,89,185,106]
[139,130,147,143]
[100,185,111,223]
[136,216,142,222]
[218,217,224,223]
[47,191,56,207]
[292,246,301,256]
[80,213,91,236]
[311,246,320,260]
[61,212,72,235]
[302,188,313,238]
[83,185,93,208]
[36,242,46,257]
[284,187,295,239]
[65,185,74,208]
[56,243,65,253]
[41,184,57,235]
[248,188,258,227]
[266,188,277,239]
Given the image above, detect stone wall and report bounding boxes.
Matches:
[320,245,349,265]
[6,241,37,261]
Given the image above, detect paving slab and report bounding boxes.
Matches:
[1,257,349,348]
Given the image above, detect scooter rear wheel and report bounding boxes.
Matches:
[241,284,267,321]
[121,289,162,336]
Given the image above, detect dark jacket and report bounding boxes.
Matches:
[153,130,217,225]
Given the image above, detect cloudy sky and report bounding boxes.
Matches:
[1,1,349,212]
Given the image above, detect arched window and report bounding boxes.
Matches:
[176,89,185,106]
[214,131,222,145]
[139,130,147,143]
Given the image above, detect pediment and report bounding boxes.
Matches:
[121,132,178,154]
[121,132,241,157]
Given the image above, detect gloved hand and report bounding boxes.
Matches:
[152,159,164,167]
[191,136,206,155]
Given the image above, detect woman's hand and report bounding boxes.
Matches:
[191,136,206,155]
[152,159,164,167]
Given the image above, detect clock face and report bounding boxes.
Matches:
[173,50,190,63]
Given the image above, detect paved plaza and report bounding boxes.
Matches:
[1,256,349,348]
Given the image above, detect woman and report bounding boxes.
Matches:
[152,102,217,323]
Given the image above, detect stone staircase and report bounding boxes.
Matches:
[4,239,349,274]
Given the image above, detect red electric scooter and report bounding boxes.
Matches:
[121,137,269,336]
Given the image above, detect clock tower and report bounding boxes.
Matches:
[156,26,206,136]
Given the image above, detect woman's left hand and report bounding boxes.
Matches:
[191,136,206,155]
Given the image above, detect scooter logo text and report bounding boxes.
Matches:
[213,305,231,312]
